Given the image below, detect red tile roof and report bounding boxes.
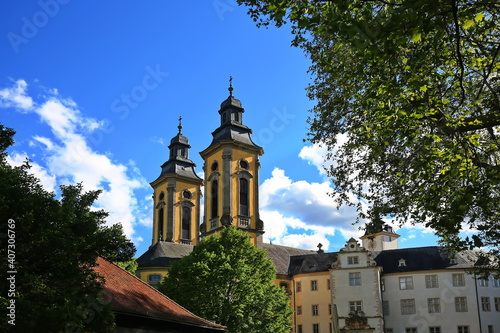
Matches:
[94,257,225,331]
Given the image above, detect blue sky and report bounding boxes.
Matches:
[0,1,443,256]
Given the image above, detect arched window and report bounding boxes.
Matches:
[181,206,191,239]
[211,180,218,219]
[158,207,164,241]
[239,178,249,216]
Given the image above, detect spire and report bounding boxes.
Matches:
[228,76,234,97]
[178,116,183,134]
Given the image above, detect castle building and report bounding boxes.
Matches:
[136,83,500,333]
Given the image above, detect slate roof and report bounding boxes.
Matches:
[261,243,315,275]
[94,257,226,331]
[374,246,478,274]
[137,242,194,268]
[288,252,339,275]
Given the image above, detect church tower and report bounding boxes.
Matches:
[150,119,203,245]
[199,79,265,246]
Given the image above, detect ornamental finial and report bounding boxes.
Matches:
[178,116,182,134]
[228,75,234,97]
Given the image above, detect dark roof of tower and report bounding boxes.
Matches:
[137,242,194,268]
[152,127,202,184]
[220,95,242,109]
[201,92,263,156]
[170,132,189,146]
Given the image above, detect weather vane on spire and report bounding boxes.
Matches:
[228,75,234,97]
[178,116,183,134]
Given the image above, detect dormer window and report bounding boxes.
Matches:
[398,258,407,267]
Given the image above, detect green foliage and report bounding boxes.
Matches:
[159,227,292,333]
[114,258,138,274]
[239,0,500,272]
[0,124,136,332]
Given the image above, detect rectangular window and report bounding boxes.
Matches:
[479,278,489,287]
[297,306,302,315]
[453,273,465,287]
[493,278,500,287]
[327,279,330,290]
[428,298,441,313]
[429,327,441,333]
[455,297,468,312]
[495,297,500,311]
[349,272,361,286]
[311,280,318,291]
[298,325,302,333]
[312,305,319,316]
[482,297,491,311]
[488,325,494,333]
[386,329,393,333]
[399,277,414,290]
[383,300,390,316]
[458,326,469,333]
[381,278,385,292]
[406,328,417,333]
[349,301,362,313]
[313,324,319,333]
[425,275,438,288]
[297,282,301,292]
[329,303,332,315]
[348,256,359,264]
[401,299,416,315]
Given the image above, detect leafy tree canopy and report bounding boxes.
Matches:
[158,226,292,333]
[238,0,500,272]
[0,124,136,332]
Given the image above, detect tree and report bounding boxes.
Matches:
[0,124,136,332]
[238,0,500,272]
[158,226,292,333]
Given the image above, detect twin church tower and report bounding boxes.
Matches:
[149,80,265,249]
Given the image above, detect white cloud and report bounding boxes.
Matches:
[6,151,57,193]
[0,79,34,110]
[0,80,149,242]
[259,167,366,251]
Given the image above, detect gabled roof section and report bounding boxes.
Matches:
[261,243,315,275]
[94,257,225,331]
[137,242,194,268]
[374,246,478,273]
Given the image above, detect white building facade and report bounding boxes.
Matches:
[325,227,500,333]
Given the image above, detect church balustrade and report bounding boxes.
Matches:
[238,216,250,228]
[210,218,218,230]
